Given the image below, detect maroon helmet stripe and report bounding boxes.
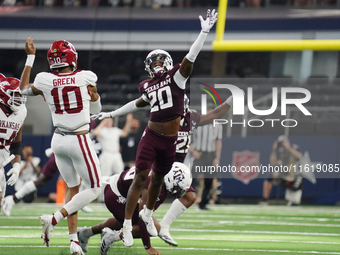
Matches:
[77,135,95,188]
[82,134,100,188]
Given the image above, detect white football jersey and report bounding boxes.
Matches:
[0,105,27,152]
[34,70,97,132]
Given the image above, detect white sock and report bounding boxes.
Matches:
[63,187,100,215]
[53,210,65,224]
[160,199,187,229]
[69,232,78,242]
[123,219,132,230]
[144,207,153,218]
[15,181,37,200]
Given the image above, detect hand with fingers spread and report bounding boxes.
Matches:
[199,9,218,33]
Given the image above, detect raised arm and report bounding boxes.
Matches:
[198,96,232,126]
[120,113,133,137]
[179,9,218,78]
[19,37,42,96]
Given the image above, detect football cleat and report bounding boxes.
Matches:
[100,227,121,255]
[70,240,85,255]
[121,225,133,247]
[139,205,158,237]
[158,224,178,246]
[2,196,14,216]
[39,214,54,247]
[77,227,89,252]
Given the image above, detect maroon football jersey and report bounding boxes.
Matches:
[139,63,185,122]
[116,167,168,208]
[175,109,201,163]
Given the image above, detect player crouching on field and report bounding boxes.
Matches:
[77,162,192,255]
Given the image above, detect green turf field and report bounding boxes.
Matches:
[0,203,339,255]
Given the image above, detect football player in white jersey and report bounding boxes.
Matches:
[0,74,27,213]
[19,38,102,255]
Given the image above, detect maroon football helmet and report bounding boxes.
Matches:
[47,40,78,72]
[0,76,27,112]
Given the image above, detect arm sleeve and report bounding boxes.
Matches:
[185,31,208,63]
[174,70,187,90]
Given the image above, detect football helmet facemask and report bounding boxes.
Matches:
[144,49,173,78]
[184,94,189,114]
[47,40,78,72]
[0,77,27,112]
[164,162,192,197]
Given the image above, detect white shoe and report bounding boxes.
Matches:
[100,227,121,255]
[81,206,93,213]
[121,225,133,247]
[39,214,54,247]
[139,205,158,236]
[70,241,85,255]
[158,224,178,246]
[77,227,89,252]
[258,201,269,206]
[2,196,14,216]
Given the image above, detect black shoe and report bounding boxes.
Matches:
[198,205,209,210]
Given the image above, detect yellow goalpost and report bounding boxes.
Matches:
[212,0,340,51]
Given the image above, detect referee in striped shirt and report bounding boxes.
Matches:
[189,104,223,210]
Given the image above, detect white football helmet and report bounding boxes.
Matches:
[164,162,192,197]
[144,49,173,78]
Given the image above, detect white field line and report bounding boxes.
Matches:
[14,203,340,213]
[172,219,340,227]
[176,214,340,222]
[168,228,340,236]
[0,234,339,245]
[2,216,339,227]
[1,226,340,236]
[0,245,340,254]
[217,220,340,227]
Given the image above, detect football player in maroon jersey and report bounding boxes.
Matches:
[77,162,192,255]
[92,9,218,247]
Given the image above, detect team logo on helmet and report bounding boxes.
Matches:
[164,162,192,197]
[144,49,173,78]
[0,76,27,112]
[47,40,78,72]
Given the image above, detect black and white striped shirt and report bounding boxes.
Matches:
[191,124,223,153]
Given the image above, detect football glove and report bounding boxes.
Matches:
[91,112,113,120]
[199,9,218,33]
[7,162,21,186]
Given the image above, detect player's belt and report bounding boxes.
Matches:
[54,128,88,136]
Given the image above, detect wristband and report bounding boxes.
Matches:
[25,55,35,67]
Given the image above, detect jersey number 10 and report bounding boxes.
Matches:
[51,86,83,114]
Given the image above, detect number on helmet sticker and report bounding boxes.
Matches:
[51,86,83,114]
[149,86,173,113]
[53,57,61,64]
